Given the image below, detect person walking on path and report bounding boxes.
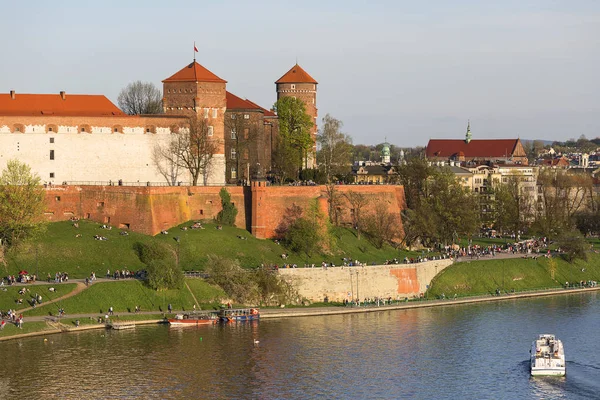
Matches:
[168,304,172,314]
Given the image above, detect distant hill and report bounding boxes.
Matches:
[521,139,555,146]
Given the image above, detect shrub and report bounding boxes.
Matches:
[216,188,238,226]
[146,259,184,290]
[133,241,172,264]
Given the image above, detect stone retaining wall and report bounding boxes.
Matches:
[278,259,453,302]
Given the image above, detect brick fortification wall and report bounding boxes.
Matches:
[43,184,405,237]
[278,260,453,302]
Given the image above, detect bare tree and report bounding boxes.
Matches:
[317,114,353,182]
[152,142,181,186]
[365,200,401,249]
[343,191,370,240]
[153,118,218,186]
[325,182,343,225]
[117,81,162,115]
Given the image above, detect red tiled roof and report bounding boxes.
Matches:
[275,63,317,84]
[0,93,124,116]
[426,139,521,159]
[226,91,258,110]
[162,61,226,83]
[226,92,276,116]
[244,99,276,117]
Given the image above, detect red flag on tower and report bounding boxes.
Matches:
[194,43,198,52]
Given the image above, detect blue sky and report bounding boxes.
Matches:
[1,0,599,147]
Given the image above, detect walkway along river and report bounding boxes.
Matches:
[3,285,599,342]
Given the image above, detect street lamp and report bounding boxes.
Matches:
[349,271,354,304]
[356,270,360,304]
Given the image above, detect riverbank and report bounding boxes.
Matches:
[2,285,598,342]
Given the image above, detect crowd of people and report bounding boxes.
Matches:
[0,310,24,329]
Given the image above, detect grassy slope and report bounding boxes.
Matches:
[427,253,600,298]
[5,220,414,278]
[0,283,77,313]
[24,279,226,317]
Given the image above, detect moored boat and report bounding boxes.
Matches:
[218,308,260,323]
[106,321,136,330]
[530,334,566,376]
[168,313,218,327]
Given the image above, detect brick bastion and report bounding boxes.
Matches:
[42,184,405,238]
[278,259,453,302]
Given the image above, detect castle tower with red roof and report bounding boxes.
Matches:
[162,61,228,184]
[275,63,318,168]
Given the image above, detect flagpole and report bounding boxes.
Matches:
[193,41,196,62]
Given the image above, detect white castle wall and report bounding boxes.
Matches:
[0,127,226,185]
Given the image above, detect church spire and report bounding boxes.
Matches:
[465,120,472,144]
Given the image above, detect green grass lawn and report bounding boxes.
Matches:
[0,283,76,313]
[23,279,225,317]
[0,321,57,338]
[4,220,416,278]
[427,253,600,298]
[6,220,153,279]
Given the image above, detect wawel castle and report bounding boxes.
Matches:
[0,61,318,185]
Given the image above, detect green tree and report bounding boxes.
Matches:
[283,200,329,256]
[556,229,588,263]
[146,259,184,290]
[493,176,534,235]
[0,160,46,248]
[397,157,432,209]
[316,114,353,182]
[400,167,480,247]
[205,255,259,303]
[133,241,183,290]
[272,97,313,182]
[286,217,322,256]
[216,188,238,226]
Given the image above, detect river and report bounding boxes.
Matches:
[2,292,599,399]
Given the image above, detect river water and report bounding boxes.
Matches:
[2,292,599,399]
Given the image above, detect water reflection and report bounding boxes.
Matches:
[1,292,599,399]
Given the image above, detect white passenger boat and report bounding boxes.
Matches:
[530,334,566,376]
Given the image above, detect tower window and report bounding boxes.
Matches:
[231,129,236,139]
[48,127,53,132]
[204,108,209,119]
[50,173,55,178]
[231,167,237,179]
[291,84,296,90]
[207,126,214,136]
[231,148,236,159]
[231,114,236,119]
[244,114,250,119]
[81,127,86,132]
[50,150,55,160]
[49,137,54,143]
[212,109,218,118]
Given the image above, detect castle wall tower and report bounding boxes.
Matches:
[162,61,227,184]
[275,63,318,168]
